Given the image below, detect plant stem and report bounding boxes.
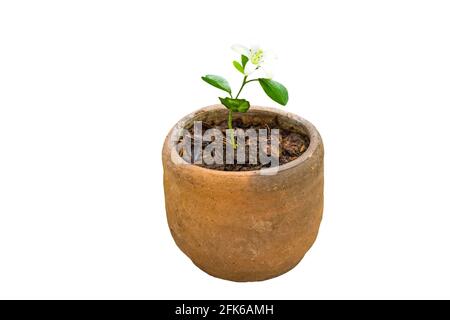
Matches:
[235,75,248,99]
[228,74,256,149]
[228,109,237,149]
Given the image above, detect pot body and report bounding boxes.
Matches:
[162,105,324,281]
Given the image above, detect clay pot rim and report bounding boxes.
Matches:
[165,104,322,176]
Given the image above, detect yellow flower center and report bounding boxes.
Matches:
[250,49,264,65]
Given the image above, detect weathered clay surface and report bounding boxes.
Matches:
[162,105,324,282]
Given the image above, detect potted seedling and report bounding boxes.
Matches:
[162,45,324,281]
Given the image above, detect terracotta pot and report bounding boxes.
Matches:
[162,105,324,282]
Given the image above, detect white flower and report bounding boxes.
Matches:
[231,44,276,79]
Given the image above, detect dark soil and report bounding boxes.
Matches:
[179,118,309,171]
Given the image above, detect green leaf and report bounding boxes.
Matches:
[233,61,244,74]
[241,55,249,69]
[258,79,289,106]
[219,97,250,113]
[201,75,232,94]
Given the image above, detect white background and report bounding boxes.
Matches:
[1,0,449,299]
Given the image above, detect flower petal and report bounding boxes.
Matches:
[244,62,257,75]
[260,66,274,79]
[249,65,273,79]
[250,45,261,54]
[231,44,250,57]
[263,50,278,61]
